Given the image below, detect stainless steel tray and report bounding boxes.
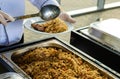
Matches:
[0,72,24,79]
[0,37,119,79]
[78,26,120,55]
[70,27,120,77]
[88,19,120,52]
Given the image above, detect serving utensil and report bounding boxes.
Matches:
[18,5,60,21]
[2,5,60,23]
[16,5,60,21]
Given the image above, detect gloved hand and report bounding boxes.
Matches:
[0,10,15,26]
[59,12,76,23]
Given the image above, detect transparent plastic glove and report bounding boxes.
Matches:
[0,10,15,26]
[59,12,76,23]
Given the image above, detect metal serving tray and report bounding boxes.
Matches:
[70,27,120,78]
[0,37,118,79]
[0,57,15,74]
[0,72,24,79]
[88,19,120,52]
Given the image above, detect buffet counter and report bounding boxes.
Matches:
[0,37,119,79]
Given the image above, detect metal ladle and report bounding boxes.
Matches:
[40,5,61,21]
[5,5,60,22]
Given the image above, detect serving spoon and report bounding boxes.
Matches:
[16,5,60,21]
[2,5,60,23]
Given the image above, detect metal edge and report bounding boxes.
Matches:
[0,56,15,72]
[70,29,120,78]
[58,35,120,78]
[71,26,120,56]
[50,36,120,78]
[78,27,120,56]
[0,36,57,53]
[1,36,119,78]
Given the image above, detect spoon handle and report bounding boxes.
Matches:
[0,13,40,23]
[14,13,40,20]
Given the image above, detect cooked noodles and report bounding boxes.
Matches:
[13,47,109,79]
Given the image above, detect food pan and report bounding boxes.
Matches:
[89,19,120,52]
[0,57,15,74]
[0,72,24,79]
[70,27,120,77]
[0,37,119,79]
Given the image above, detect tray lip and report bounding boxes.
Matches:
[0,72,24,79]
[72,26,120,56]
[0,57,15,73]
[71,27,120,77]
[0,36,57,53]
[1,36,119,79]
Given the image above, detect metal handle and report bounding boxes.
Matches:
[0,5,60,23]
[0,12,40,23]
[14,13,40,20]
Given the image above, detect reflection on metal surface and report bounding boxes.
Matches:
[0,37,118,79]
[89,19,120,52]
[70,29,120,77]
[0,72,24,79]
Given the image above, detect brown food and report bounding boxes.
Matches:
[12,47,110,79]
[31,18,68,33]
[31,23,45,32]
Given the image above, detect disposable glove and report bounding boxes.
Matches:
[59,12,76,23]
[0,10,15,26]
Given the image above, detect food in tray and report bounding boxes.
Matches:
[12,47,110,79]
[31,18,68,33]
